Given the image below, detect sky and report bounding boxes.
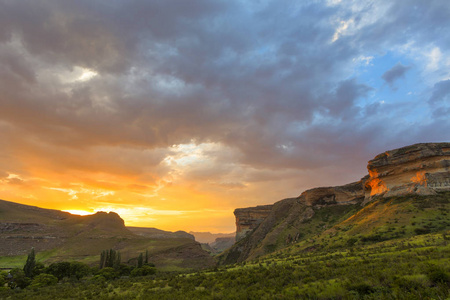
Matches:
[0,0,449,233]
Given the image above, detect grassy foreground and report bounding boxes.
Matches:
[1,231,449,299]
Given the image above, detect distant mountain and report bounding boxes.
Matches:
[209,237,235,253]
[128,227,194,240]
[0,199,215,270]
[219,142,450,264]
[189,231,235,244]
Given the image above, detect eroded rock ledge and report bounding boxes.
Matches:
[364,143,450,202]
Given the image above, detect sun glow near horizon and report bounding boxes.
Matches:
[62,209,95,216]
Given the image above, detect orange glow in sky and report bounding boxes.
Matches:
[3,1,446,234]
[1,142,311,233]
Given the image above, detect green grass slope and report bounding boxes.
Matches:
[283,192,450,255]
[2,231,448,299]
[219,192,450,264]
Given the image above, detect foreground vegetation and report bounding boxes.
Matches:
[1,232,448,299]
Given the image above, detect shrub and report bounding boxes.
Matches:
[347,283,375,295]
[97,267,119,280]
[29,273,58,288]
[427,267,450,285]
[130,265,157,277]
[7,268,30,289]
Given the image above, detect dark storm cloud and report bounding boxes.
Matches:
[381,63,411,89]
[0,0,449,191]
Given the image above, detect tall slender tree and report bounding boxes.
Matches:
[138,253,143,268]
[23,248,36,278]
[100,250,106,269]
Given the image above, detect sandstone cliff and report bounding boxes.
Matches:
[234,205,272,241]
[221,142,450,264]
[364,143,450,202]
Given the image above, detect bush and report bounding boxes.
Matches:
[7,268,30,289]
[427,267,450,285]
[346,237,358,246]
[414,227,431,235]
[130,265,157,277]
[29,273,58,288]
[97,267,119,280]
[347,283,375,295]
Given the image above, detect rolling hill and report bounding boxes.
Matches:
[0,200,215,271]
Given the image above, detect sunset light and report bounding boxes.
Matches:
[0,0,449,234]
[62,210,95,216]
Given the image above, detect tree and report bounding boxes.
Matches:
[100,250,106,269]
[138,253,144,268]
[70,262,91,280]
[46,262,71,280]
[23,248,36,278]
[99,249,121,269]
[145,249,149,264]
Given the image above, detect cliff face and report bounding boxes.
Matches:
[233,180,366,243]
[223,142,450,264]
[364,143,450,202]
[234,205,272,241]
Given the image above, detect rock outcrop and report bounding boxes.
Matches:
[299,180,365,207]
[364,143,450,203]
[234,205,272,241]
[222,142,450,264]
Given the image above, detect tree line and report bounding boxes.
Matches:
[1,248,157,290]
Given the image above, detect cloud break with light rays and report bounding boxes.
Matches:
[0,0,449,233]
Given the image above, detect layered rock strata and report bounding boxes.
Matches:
[364,143,450,202]
[234,205,272,241]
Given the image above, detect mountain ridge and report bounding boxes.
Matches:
[0,199,214,270]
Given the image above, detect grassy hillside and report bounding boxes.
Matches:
[219,192,450,264]
[285,192,450,255]
[0,199,215,271]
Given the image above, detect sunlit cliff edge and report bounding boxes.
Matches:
[223,143,450,264]
[364,142,450,200]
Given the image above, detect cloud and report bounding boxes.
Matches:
[429,79,450,118]
[0,0,449,231]
[430,79,450,103]
[382,63,411,89]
